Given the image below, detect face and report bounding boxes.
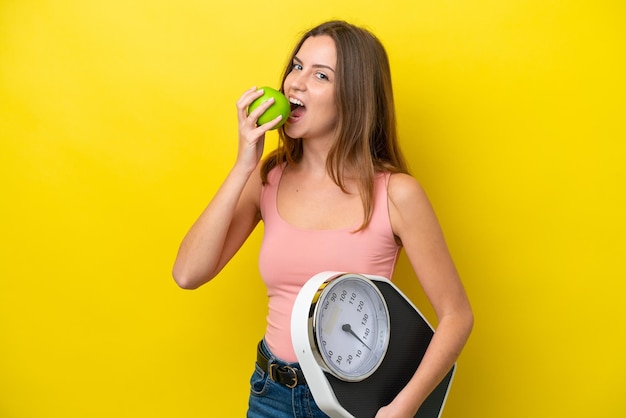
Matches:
[283,35,338,142]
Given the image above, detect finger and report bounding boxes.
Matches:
[257,114,283,130]
[245,113,282,141]
[246,97,276,124]
[236,87,264,113]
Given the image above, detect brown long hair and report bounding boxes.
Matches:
[261,20,408,230]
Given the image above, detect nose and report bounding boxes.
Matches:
[286,70,306,92]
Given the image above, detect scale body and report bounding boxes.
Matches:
[291,271,455,418]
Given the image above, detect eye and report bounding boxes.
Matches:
[291,63,303,71]
[315,72,329,81]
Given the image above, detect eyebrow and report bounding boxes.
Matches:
[293,56,336,73]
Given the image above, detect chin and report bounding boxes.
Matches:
[284,124,304,139]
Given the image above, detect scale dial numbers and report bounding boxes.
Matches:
[312,274,390,382]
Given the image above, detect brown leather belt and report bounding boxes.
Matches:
[256,341,307,388]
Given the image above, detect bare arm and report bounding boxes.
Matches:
[172,87,284,289]
[377,173,474,417]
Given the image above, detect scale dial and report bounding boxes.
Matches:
[311,273,391,382]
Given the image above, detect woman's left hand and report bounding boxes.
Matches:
[375,403,415,418]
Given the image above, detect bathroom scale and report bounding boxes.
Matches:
[291,271,455,418]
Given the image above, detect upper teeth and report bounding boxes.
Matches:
[289,98,304,107]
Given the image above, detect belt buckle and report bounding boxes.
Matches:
[269,364,299,389]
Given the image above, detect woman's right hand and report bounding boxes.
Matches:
[235,87,284,173]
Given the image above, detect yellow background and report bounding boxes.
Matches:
[1,1,624,417]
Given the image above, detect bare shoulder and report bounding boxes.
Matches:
[388,172,430,210]
[387,173,438,240]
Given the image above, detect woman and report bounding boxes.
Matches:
[173,20,473,418]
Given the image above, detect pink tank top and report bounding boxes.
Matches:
[259,164,401,362]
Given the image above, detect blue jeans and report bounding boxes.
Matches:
[247,340,329,418]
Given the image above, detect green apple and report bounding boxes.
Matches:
[247,86,290,130]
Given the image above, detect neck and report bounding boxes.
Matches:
[299,136,332,172]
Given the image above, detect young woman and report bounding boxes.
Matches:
[173,20,473,418]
